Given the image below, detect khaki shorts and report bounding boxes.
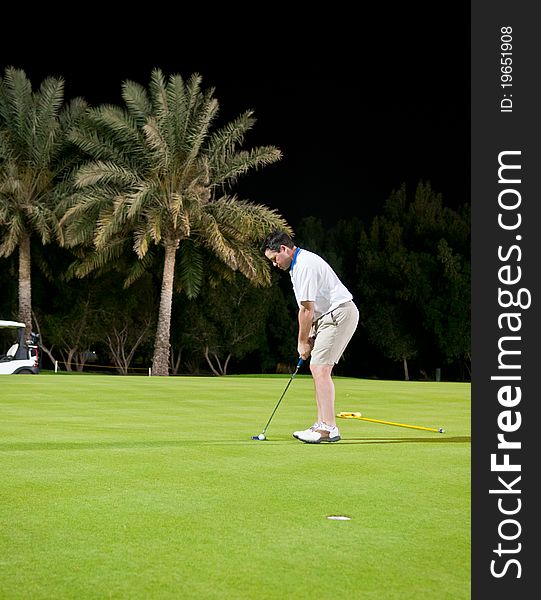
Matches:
[309,301,359,365]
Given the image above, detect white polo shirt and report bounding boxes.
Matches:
[289,248,353,320]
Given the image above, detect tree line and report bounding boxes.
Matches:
[0,67,470,380]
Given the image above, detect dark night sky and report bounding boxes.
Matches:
[1,8,469,231]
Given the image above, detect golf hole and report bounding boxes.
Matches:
[327,515,351,521]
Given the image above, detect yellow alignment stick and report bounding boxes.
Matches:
[337,412,445,433]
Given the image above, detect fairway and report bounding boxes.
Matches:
[0,374,470,599]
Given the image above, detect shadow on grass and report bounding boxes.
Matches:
[337,436,470,444]
[0,435,470,452]
[249,436,471,445]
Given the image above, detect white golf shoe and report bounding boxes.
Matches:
[293,422,320,440]
[295,423,341,443]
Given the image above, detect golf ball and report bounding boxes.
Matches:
[258,434,266,440]
[438,428,445,433]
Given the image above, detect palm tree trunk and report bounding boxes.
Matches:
[152,240,178,376]
[18,233,32,336]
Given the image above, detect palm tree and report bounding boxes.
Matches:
[60,68,291,375]
[0,67,87,335]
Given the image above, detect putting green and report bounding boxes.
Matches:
[0,373,470,599]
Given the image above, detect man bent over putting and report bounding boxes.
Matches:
[263,230,359,443]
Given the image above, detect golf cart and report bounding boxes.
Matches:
[0,320,40,374]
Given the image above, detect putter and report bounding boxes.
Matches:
[252,357,304,440]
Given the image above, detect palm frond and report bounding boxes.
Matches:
[0,131,11,160]
[143,204,164,244]
[89,105,143,153]
[28,203,54,244]
[123,248,155,288]
[212,146,282,187]
[94,195,135,249]
[177,238,204,299]
[34,76,65,117]
[30,77,65,167]
[0,163,22,196]
[0,211,25,257]
[196,212,239,271]
[1,68,32,146]
[65,236,131,279]
[142,117,169,166]
[148,69,168,120]
[168,192,187,232]
[177,73,203,124]
[60,188,118,246]
[126,183,154,220]
[58,97,89,130]
[198,196,291,285]
[121,79,152,123]
[207,195,292,241]
[184,93,219,163]
[166,74,189,157]
[68,128,125,163]
[219,236,264,283]
[207,110,256,161]
[75,161,138,188]
[132,223,152,258]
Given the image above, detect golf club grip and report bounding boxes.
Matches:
[290,357,303,378]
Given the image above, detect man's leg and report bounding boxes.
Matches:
[294,362,339,442]
[295,303,358,442]
[311,363,336,426]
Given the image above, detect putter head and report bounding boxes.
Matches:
[251,434,266,441]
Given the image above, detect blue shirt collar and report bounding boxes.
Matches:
[290,247,301,272]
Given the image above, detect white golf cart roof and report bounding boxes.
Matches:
[0,320,26,328]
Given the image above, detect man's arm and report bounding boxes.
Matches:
[298,300,315,360]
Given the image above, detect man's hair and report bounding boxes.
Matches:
[262,230,295,252]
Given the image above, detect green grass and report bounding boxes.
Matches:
[0,374,470,599]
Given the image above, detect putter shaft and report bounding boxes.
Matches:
[261,357,303,435]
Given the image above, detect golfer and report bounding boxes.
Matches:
[262,230,359,443]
